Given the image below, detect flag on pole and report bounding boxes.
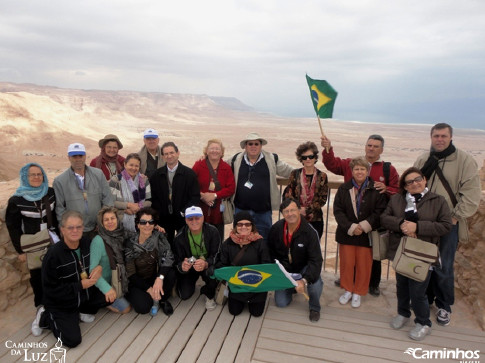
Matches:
[213,261,297,293]
[306,74,338,118]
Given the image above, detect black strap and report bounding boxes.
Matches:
[42,195,53,229]
[383,162,391,186]
[434,166,458,207]
[231,153,240,172]
[205,158,221,191]
[232,244,248,266]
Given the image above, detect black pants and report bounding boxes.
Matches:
[161,214,184,249]
[30,268,43,307]
[369,259,382,289]
[228,297,265,317]
[40,288,106,348]
[177,269,217,300]
[126,269,176,314]
[309,220,324,240]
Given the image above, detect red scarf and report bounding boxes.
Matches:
[299,168,317,208]
[95,148,123,174]
[229,230,263,246]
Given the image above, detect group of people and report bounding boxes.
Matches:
[5,122,480,346]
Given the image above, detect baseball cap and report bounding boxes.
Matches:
[67,143,86,156]
[185,206,203,218]
[144,128,159,138]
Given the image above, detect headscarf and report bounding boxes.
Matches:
[13,163,49,202]
[420,141,456,179]
[230,211,262,246]
[95,146,124,174]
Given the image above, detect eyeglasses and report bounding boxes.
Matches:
[187,216,202,221]
[65,225,83,231]
[282,208,299,215]
[236,222,252,228]
[28,173,43,178]
[405,176,424,186]
[247,142,261,146]
[301,154,317,161]
[138,219,155,225]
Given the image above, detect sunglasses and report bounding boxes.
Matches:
[247,142,261,146]
[404,176,424,186]
[236,222,252,228]
[301,154,317,161]
[138,219,155,225]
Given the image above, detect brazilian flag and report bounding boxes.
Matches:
[306,74,338,118]
[213,263,296,293]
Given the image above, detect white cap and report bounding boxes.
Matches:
[67,143,86,156]
[185,206,203,218]
[143,128,159,138]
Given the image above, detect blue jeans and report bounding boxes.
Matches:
[274,276,323,312]
[234,208,272,241]
[431,224,459,313]
[396,271,432,327]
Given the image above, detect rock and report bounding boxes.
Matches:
[0,247,4,258]
[0,207,6,222]
[0,264,21,291]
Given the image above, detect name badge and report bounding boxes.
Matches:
[40,223,47,231]
[244,181,253,189]
[220,203,225,212]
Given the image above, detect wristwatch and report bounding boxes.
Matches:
[159,274,164,280]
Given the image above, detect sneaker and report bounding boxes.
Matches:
[160,301,173,316]
[309,310,320,322]
[390,315,409,330]
[368,286,380,297]
[205,297,217,311]
[31,306,45,336]
[409,323,431,341]
[79,313,95,323]
[339,291,352,305]
[334,278,341,287]
[150,304,159,317]
[436,308,451,326]
[351,294,361,308]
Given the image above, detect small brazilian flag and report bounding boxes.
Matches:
[306,74,338,118]
[213,263,296,293]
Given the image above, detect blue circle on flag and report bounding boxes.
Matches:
[237,270,263,285]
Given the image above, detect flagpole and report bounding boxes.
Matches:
[317,115,330,153]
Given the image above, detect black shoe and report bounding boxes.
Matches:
[309,310,320,322]
[334,278,341,287]
[160,301,173,316]
[369,286,380,297]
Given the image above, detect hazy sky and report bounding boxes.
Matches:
[1,0,484,129]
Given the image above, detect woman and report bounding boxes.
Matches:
[333,157,386,308]
[6,163,58,308]
[90,207,131,314]
[381,167,452,341]
[215,211,270,317]
[284,141,329,238]
[192,139,235,240]
[124,207,176,316]
[90,134,125,180]
[110,153,151,232]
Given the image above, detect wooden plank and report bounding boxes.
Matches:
[252,348,335,363]
[196,305,234,363]
[177,304,225,362]
[215,311,250,363]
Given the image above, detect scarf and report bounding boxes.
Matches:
[351,177,369,214]
[120,170,146,232]
[95,148,123,175]
[13,163,49,202]
[299,168,317,208]
[229,230,263,246]
[420,141,456,179]
[404,188,429,223]
[125,230,162,263]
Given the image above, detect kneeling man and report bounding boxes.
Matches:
[268,198,323,322]
[174,206,221,310]
[31,211,106,347]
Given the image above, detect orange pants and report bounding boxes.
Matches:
[339,244,372,296]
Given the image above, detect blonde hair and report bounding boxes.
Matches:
[203,139,225,158]
[349,157,370,171]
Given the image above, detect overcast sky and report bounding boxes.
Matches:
[1,0,484,129]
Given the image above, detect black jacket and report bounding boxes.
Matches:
[174,223,221,276]
[41,237,93,310]
[149,162,200,227]
[267,218,323,284]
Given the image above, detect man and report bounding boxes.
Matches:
[174,206,221,310]
[414,123,480,326]
[321,134,399,296]
[53,143,113,239]
[149,142,200,245]
[139,128,165,179]
[31,211,106,347]
[268,198,323,322]
[89,134,125,180]
[230,132,293,241]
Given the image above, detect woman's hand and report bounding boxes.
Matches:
[81,277,98,289]
[89,265,103,280]
[401,221,417,236]
[127,202,140,213]
[193,259,208,272]
[155,225,166,233]
[353,225,363,236]
[152,277,164,300]
[105,288,117,303]
[200,192,217,207]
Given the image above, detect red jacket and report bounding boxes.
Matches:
[89,155,125,180]
[322,147,399,196]
[192,159,235,225]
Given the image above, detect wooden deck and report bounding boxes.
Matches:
[1,280,484,363]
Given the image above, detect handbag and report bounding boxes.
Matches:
[369,230,389,261]
[21,229,53,270]
[111,264,124,299]
[222,199,234,225]
[392,236,439,282]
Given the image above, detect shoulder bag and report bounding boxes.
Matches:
[369,230,389,261]
[392,236,439,282]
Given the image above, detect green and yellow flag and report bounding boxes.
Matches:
[306,74,338,119]
[213,262,296,293]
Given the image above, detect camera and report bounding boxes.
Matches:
[188,256,197,264]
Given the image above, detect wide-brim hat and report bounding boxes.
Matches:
[239,132,268,149]
[98,134,123,149]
